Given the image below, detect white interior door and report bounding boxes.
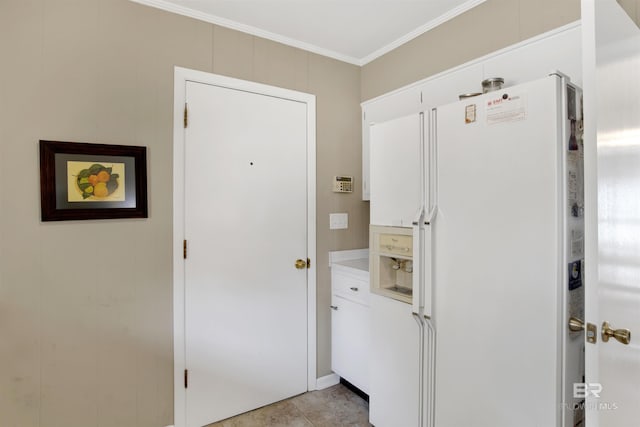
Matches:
[183,81,309,426]
[582,1,640,425]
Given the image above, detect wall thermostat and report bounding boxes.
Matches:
[333,176,353,193]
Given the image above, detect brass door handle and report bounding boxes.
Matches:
[602,321,631,345]
[295,259,307,269]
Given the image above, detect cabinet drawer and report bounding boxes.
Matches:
[379,233,413,257]
[332,272,370,306]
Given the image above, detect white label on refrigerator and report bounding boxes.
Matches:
[571,229,585,258]
[465,104,476,124]
[486,93,526,125]
[568,154,578,205]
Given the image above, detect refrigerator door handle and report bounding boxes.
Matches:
[423,316,436,427]
[412,206,426,315]
[412,206,425,226]
[423,204,436,318]
[424,205,437,225]
[412,312,425,427]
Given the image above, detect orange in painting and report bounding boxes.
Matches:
[97,170,110,182]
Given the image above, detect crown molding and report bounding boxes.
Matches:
[129,0,362,65]
[359,0,487,65]
[130,0,486,66]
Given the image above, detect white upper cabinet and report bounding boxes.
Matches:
[369,114,422,227]
[482,24,582,88]
[362,87,422,201]
[418,64,484,108]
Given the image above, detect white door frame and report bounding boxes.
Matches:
[172,66,317,427]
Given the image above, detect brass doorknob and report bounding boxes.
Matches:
[601,321,631,345]
[295,259,307,269]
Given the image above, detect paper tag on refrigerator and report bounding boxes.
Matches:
[486,93,526,125]
[571,229,585,258]
[465,104,476,124]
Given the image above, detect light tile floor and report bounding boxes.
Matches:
[207,384,372,426]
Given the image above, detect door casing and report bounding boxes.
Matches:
[172,66,317,427]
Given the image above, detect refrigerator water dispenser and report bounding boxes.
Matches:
[370,225,413,304]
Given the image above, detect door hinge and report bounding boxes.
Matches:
[307,258,311,269]
[184,369,188,388]
[183,239,187,259]
[183,103,188,128]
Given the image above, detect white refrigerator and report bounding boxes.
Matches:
[369,73,585,427]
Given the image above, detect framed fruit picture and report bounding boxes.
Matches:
[39,140,148,221]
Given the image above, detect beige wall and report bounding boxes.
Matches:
[619,0,640,26]
[0,1,365,426]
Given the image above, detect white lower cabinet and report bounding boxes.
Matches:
[331,295,369,392]
[330,256,370,394]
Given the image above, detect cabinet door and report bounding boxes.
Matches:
[362,114,371,201]
[331,295,370,393]
[369,114,422,227]
[362,88,423,201]
[419,63,483,108]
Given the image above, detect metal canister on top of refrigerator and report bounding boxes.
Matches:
[482,77,504,93]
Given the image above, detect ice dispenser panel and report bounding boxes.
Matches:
[370,225,413,304]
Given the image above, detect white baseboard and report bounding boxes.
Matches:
[316,373,340,390]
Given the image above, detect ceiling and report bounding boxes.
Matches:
[130,0,486,65]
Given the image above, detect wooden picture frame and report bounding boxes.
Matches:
[39,140,148,221]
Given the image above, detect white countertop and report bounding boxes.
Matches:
[332,258,369,272]
[329,249,369,280]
